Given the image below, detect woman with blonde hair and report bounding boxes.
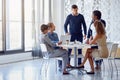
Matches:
[78,20,108,74]
[47,22,59,43]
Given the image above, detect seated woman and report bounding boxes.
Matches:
[47,22,62,70]
[78,20,108,74]
[40,24,69,75]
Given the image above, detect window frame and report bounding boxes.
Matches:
[1,0,32,54]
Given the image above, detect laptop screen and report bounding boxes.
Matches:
[60,35,71,44]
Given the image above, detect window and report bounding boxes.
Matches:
[0,0,2,51]
[0,0,52,53]
[24,0,33,51]
[6,0,22,50]
[0,22,2,51]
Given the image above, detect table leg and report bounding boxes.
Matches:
[74,47,77,67]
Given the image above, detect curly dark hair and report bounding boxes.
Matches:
[71,4,78,9]
[40,24,48,32]
[93,10,101,19]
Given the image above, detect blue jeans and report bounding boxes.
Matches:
[68,34,83,65]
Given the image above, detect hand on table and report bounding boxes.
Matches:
[83,35,86,40]
[85,39,89,44]
[58,41,62,45]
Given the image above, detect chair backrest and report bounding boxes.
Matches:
[110,43,118,58]
[40,44,49,59]
[107,42,113,56]
[40,44,47,52]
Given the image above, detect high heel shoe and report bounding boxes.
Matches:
[76,65,84,69]
[86,71,95,74]
[63,72,70,75]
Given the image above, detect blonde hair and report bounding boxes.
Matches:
[47,22,53,28]
[94,21,105,35]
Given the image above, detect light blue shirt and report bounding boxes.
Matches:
[47,32,59,43]
[47,32,59,49]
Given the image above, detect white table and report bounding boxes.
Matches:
[59,43,91,67]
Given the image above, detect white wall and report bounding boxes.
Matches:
[40,0,120,44]
[64,0,120,44]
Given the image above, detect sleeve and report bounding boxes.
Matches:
[87,20,94,39]
[101,19,106,27]
[44,35,57,47]
[47,33,51,39]
[55,33,59,41]
[64,15,70,33]
[81,15,87,35]
[87,28,92,39]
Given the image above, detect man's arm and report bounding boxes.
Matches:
[81,15,87,36]
[86,28,92,44]
[64,15,70,34]
[87,20,94,39]
[86,20,94,44]
[87,28,92,39]
[101,19,106,27]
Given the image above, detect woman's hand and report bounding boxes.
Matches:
[89,34,99,45]
[58,41,62,45]
[89,40,97,45]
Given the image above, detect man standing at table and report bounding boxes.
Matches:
[64,4,87,67]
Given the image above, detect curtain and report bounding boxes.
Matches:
[32,0,52,58]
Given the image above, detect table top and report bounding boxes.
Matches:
[58,43,93,49]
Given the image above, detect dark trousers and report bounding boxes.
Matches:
[68,34,83,65]
[58,60,62,68]
[91,46,103,66]
[95,59,103,66]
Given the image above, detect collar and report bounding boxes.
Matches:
[72,13,79,16]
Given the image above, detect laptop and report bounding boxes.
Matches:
[60,35,71,44]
